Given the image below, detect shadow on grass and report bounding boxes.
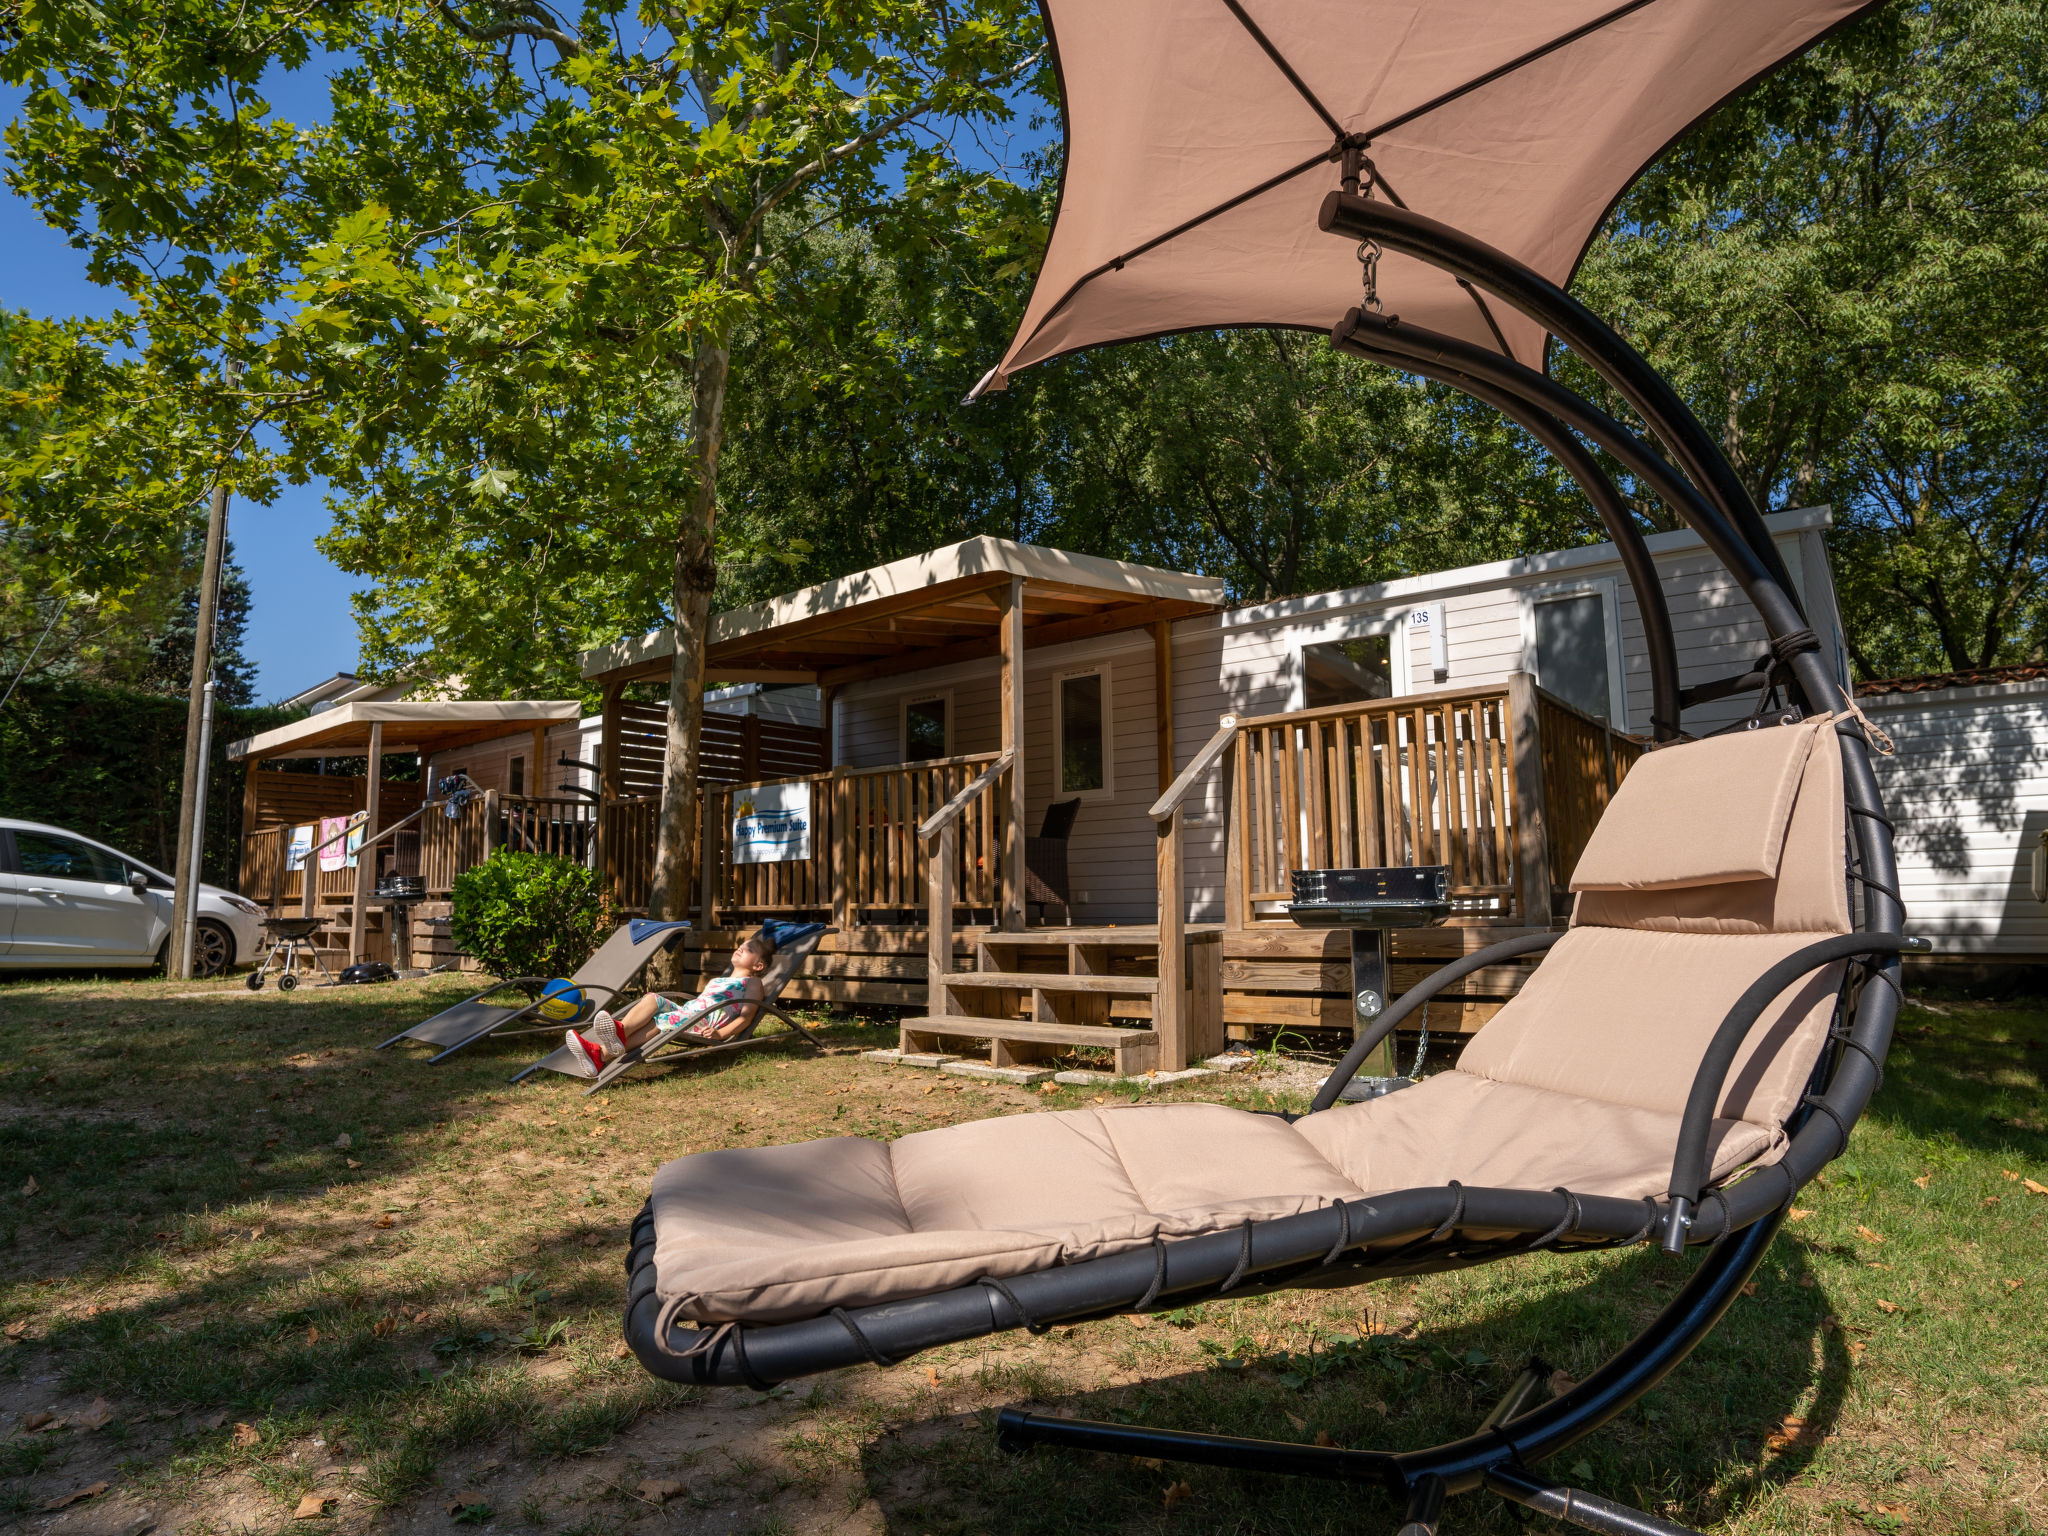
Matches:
[856,1240,1850,1536]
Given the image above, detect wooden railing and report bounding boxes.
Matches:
[917,750,1015,1024]
[1235,684,1520,919]
[418,794,494,895]
[695,753,1008,925]
[1223,675,1642,926]
[1534,690,1642,892]
[500,794,597,863]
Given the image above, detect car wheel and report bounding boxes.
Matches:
[192,920,234,979]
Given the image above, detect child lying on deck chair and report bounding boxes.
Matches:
[564,931,776,1073]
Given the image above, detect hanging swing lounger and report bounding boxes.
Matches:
[512,921,831,1090]
[377,918,692,1062]
[615,2,1909,1529]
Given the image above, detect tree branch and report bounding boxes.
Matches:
[434,0,581,59]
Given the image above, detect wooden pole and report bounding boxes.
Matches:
[698,787,720,932]
[597,683,624,898]
[349,721,384,966]
[927,819,956,1018]
[240,754,265,904]
[998,577,1026,931]
[168,474,233,979]
[831,768,853,931]
[1152,620,1176,795]
[1156,805,1187,1070]
[1506,672,1553,926]
[530,724,547,797]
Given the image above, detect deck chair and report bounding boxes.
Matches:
[377,918,692,1062]
[620,717,1910,1531]
[512,920,831,1091]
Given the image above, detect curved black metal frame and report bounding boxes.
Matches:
[620,201,1907,1536]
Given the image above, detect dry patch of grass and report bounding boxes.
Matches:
[0,971,2041,1535]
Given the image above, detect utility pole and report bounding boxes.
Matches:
[167,475,233,980]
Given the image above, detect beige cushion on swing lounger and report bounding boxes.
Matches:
[646,719,1849,1326]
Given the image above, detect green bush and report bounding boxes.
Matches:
[449,850,608,981]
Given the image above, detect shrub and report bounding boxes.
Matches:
[449,850,608,981]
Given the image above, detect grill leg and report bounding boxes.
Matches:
[1349,927,1398,1079]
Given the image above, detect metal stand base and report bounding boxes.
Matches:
[995,1350,1703,1536]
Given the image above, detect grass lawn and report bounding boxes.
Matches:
[0,971,2041,1536]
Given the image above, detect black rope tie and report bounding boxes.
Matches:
[1218,1220,1256,1295]
[1847,869,1904,907]
[1320,1199,1354,1267]
[1430,1181,1466,1242]
[1697,1190,1732,1242]
[1627,1196,1660,1246]
[1132,1236,1170,1313]
[1801,1094,1853,1157]
[1769,627,1823,663]
[977,1277,1050,1336]
[1528,1187,1582,1251]
[828,1307,896,1368]
[1830,1030,1887,1092]
[1848,803,1897,832]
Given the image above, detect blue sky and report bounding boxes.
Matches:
[2,69,363,706]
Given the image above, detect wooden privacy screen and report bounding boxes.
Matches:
[1534,691,1642,891]
[703,754,1006,921]
[1236,688,1519,918]
[613,701,827,796]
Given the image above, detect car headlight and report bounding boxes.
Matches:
[223,896,265,916]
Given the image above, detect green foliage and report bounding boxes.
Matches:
[1571,0,2048,677]
[448,850,607,982]
[0,681,293,879]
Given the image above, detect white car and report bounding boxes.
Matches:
[0,818,267,978]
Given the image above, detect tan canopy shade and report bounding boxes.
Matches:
[581,536,1224,689]
[226,700,585,761]
[974,0,1875,394]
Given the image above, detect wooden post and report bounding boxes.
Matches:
[817,683,838,768]
[740,713,761,779]
[1152,620,1176,795]
[298,814,318,921]
[597,683,624,898]
[348,723,385,965]
[927,820,956,1018]
[698,787,720,932]
[1156,805,1187,1070]
[530,723,548,796]
[1223,723,1246,931]
[240,754,265,903]
[830,768,853,931]
[998,576,1026,931]
[1506,672,1552,926]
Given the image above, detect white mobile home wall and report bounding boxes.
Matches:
[832,506,1846,925]
[1859,676,2048,958]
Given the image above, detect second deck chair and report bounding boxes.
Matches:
[618,717,1911,1531]
[377,918,691,1062]
[512,920,830,1091]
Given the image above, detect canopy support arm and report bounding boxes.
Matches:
[1334,324,1682,739]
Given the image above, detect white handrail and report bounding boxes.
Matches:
[917,748,1014,840]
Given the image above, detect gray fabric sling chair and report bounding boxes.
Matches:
[611,4,1912,1531]
[513,921,830,1092]
[377,918,692,1063]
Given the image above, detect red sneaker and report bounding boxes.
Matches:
[565,1030,606,1076]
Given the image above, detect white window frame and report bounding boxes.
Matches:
[1053,663,1116,801]
[900,689,953,762]
[1291,613,1409,712]
[1521,578,1628,730]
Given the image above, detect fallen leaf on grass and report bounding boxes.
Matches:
[1788,1207,1813,1221]
[306,1326,320,1346]
[20,1176,37,1197]
[2025,1179,2048,1197]
[2001,1169,2020,1181]
[1162,1480,1192,1512]
[1038,1082,1060,1094]
[1855,1225,1884,1245]
[1848,1341,1867,1358]
[1285,1412,1308,1432]
[199,1411,229,1431]
[926,1367,942,1387]
[609,1340,631,1360]
[1125,1314,1150,1329]
[233,1422,261,1447]
[1549,1369,1576,1396]
[581,1233,604,1248]
[374,1215,395,1229]
[1798,1275,1817,1288]
[1763,1416,1827,1451]
[4,1320,27,1340]
[1739,1282,1758,1297]
[41,1482,107,1510]
[1874,1503,1909,1520]
[1314,1430,1338,1448]
[1984,1196,2001,1207]
[1133,1456,1163,1470]
[333,1134,352,1151]
[1912,1174,1931,1189]
[22,1411,54,1430]
[295,1492,339,1518]
[1874,1298,1902,1314]
[346,1160,362,1170]
[920,1084,937,1097]
[72,1398,114,1430]
[635,1479,685,1505]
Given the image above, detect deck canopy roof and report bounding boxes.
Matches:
[226,700,584,761]
[581,537,1225,690]
[972,0,1873,395]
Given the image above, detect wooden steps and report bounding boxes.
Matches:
[942,971,1160,994]
[900,1016,1161,1075]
